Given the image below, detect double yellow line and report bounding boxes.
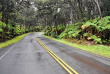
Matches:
[34,35,78,74]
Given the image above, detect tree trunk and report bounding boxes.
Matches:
[24,21,25,34]
[12,23,15,37]
[94,0,103,20]
[2,23,3,41]
[77,0,84,21]
[55,26,58,37]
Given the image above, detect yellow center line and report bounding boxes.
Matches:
[34,35,78,74]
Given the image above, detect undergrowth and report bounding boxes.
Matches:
[0,33,28,48]
[43,35,110,58]
[44,16,110,45]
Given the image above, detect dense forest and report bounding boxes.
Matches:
[0,0,110,44]
[0,0,42,42]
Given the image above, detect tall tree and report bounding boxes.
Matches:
[94,0,102,20]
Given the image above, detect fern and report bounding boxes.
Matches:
[98,16,110,26]
[72,30,81,38]
[91,35,102,44]
[0,29,2,32]
[83,33,89,37]
[59,32,67,38]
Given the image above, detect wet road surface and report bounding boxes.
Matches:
[0,32,110,74]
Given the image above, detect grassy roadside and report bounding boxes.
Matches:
[0,33,28,48]
[43,35,110,58]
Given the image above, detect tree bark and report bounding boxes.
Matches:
[94,0,103,20]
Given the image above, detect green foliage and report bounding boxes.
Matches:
[59,32,67,38]
[83,33,89,37]
[44,26,51,36]
[51,32,55,37]
[0,29,2,32]
[81,16,110,44]
[0,21,7,40]
[0,20,36,41]
[43,35,110,58]
[91,35,102,44]
[36,26,43,32]
[0,13,2,18]
[0,33,28,48]
[44,16,110,44]
[14,25,22,35]
[0,21,6,28]
[50,27,56,37]
[72,30,81,38]
[0,22,3,32]
[82,21,96,28]
[57,25,65,31]
[44,25,65,37]
[99,16,110,26]
[59,24,82,39]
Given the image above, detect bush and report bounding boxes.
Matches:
[44,25,65,37]
[59,23,82,39]
[91,35,102,44]
[44,26,51,36]
[44,16,110,44]
[81,16,110,44]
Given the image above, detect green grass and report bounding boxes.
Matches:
[0,34,28,48]
[43,35,110,58]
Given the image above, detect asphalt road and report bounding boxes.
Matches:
[0,32,110,74]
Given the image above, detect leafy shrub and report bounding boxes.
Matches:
[44,26,51,36]
[45,16,110,44]
[0,21,6,40]
[72,30,81,38]
[83,33,89,37]
[59,24,82,39]
[51,32,55,37]
[57,25,65,31]
[59,32,67,38]
[36,26,43,32]
[81,16,110,44]
[91,35,102,44]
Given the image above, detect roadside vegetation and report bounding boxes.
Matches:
[0,0,43,43]
[0,33,28,48]
[37,0,110,58]
[43,35,110,58]
[44,16,110,45]
[0,0,110,57]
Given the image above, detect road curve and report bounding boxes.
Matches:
[0,33,67,74]
[0,32,110,74]
[36,32,110,74]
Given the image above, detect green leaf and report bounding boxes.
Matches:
[0,29,2,32]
